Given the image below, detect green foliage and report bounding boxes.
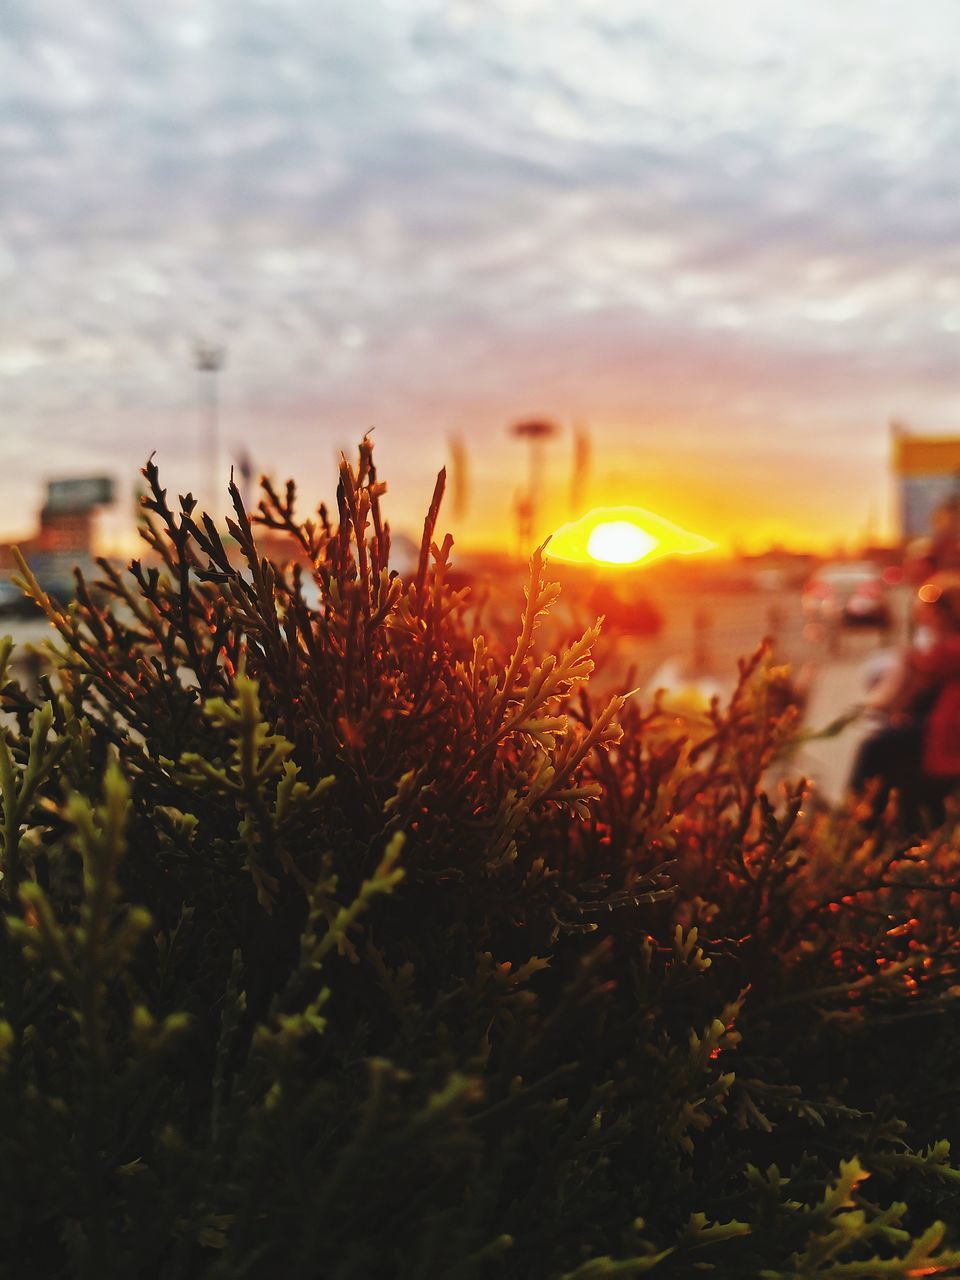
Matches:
[3,442,960,1277]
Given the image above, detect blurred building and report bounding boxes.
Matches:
[893,425,960,542]
[0,476,114,594]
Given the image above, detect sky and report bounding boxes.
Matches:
[2,0,960,553]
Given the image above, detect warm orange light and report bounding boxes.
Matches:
[548,505,715,567]
[586,521,658,565]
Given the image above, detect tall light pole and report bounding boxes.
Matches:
[570,422,591,515]
[510,418,558,554]
[194,342,225,517]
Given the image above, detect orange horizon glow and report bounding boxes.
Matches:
[35,437,892,565]
[547,506,717,567]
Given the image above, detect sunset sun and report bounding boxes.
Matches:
[548,506,716,567]
[586,520,658,565]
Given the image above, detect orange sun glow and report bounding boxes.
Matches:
[586,520,659,565]
[548,506,715,567]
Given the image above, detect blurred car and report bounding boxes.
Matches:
[585,579,663,636]
[0,576,35,618]
[801,562,891,628]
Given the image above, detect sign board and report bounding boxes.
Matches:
[894,434,960,476]
[45,476,115,513]
[891,429,960,540]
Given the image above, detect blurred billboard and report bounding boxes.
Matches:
[893,428,960,541]
[45,476,115,514]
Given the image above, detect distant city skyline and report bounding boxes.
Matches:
[3,1,960,552]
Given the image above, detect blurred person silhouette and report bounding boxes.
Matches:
[850,573,960,831]
[901,498,960,587]
[929,494,960,571]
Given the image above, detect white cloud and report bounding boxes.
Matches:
[1,0,959,543]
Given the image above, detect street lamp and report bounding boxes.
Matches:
[510,417,558,553]
[194,342,226,517]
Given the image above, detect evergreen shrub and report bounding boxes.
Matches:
[3,442,960,1278]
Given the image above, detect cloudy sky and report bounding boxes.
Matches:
[2,0,960,551]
